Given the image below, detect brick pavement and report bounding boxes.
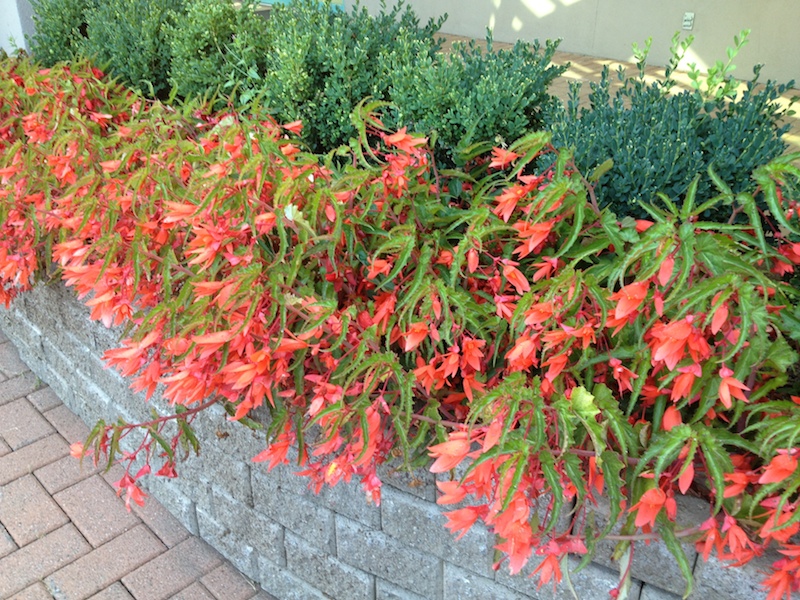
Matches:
[0,330,275,600]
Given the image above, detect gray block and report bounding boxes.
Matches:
[208,488,285,567]
[284,531,375,600]
[377,460,436,502]
[641,584,681,600]
[252,468,336,552]
[376,578,430,600]
[336,515,442,599]
[144,476,200,536]
[691,551,773,600]
[443,564,525,600]
[197,504,262,581]
[587,494,706,596]
[380,486,495,578]
[259,556,328,600]
[496,554,641,600]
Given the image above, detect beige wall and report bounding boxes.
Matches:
[0,0,26,53]
[363,0,799,84]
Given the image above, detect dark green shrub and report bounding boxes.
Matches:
[385,36,566,164]
[546,32,795,219]
[258,0,445,151]
[168,0,271,106]
[28,0,93,66]
[83,0,186,98]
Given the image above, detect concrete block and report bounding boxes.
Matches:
[178,450,254,508]
[442,564,524,600]
[380,486,495,578]
[691,551,773,600]
[143,477,200,536]
[495,554,640,600]
[336,515,442,599]
[207,488,285,567]
[376,578,430,600]
[588,494,705,596]
[197,504,262,581]
[251,469,336,553]
[641,584,681,600]
[377,460,436,502]
[258,557,328,600]
[284,531,374,600]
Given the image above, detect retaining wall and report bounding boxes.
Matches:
[0,281,775,600]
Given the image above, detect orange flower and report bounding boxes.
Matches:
[631,487,667,529]
[489,147,521,169]
[759,453,798,485]
[718,366,750,409]
[609,281,649,320]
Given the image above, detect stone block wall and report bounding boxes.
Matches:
[0,282,774,600]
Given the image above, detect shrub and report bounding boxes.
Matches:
[6,54,800,600]
[257,0,445,152]
[168,0,271,106]
[385,35,566,165]
[83,0,186,97]
[27,0,93,66]
[546,31,795,220]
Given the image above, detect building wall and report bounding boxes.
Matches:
[0,0,27,53]
[362,0,799,84]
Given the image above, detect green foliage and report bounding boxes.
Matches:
[5,55,800,596]
[83,0,186,97]
[386,35,566,164]
[168,0,271,106]
[257,0,445,152]
[28,0,92,66]
[546,31,795,220]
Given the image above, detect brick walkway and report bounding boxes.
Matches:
[0,329,274,600]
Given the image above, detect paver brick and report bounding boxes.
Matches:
[0,371,42,406]
[45,524,165,600]
[201,563,258,600]
[0,524,91,598]
[0,474,69,547]
[34,453,104,495]
[9,582,53,600]
[0,524,17,559]
[86,582,135,600]
[0,437,10,457]
[122,536,223,600]
[0,342,30,378]
[171,582,216,600]
[43,403,92,444]
[53,475,141,548]
[0,398,56,450]
[27,387,62,412]
[0,434,70,486]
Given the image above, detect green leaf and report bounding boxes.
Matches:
[697,426,733,512]
[657,514,694,598]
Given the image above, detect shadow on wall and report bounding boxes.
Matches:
[411,0,798,83]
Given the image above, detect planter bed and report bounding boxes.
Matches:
[0,282,774,600]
